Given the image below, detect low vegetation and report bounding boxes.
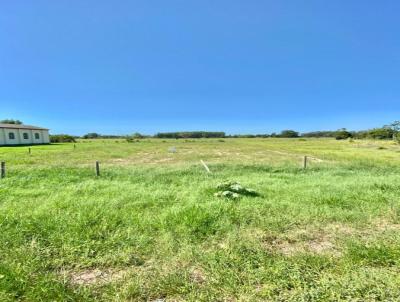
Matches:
[0,119,23,125]
[155,131,226,139]
[50,134,77,143]
[75,121,400,141]
[1,138,400,301]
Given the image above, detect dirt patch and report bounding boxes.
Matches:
[368,218,400,233]
[264,229,341,256]
[67,268,128,286]
[263,218,400,257]
[190,267,206,284]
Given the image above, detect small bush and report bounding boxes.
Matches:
[214,181,259,199]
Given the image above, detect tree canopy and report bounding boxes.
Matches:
[0,119,23,124]
[279,130,299,138]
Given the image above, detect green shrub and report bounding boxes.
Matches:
[50,134,76,143]
[335,129,353,140]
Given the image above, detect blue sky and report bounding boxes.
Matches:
[1,1,399,135]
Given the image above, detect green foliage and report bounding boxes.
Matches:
[214,181,259,199]
[302,121,400,140]
[335,129,353,140]
[126,132,145,142]
[82,132,101,139]
[155,131,225,139]
[301,131,337,138]
[279,130,299,138]
[50,134,76,143]
[365,127,394,140]
[0,119,23,124]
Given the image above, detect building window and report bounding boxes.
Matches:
[8,133,15,140]
[23,133,29,139]
[35,133,40,140]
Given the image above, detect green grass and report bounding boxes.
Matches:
[1,138,400,301]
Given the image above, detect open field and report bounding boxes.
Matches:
[1,138,400,301]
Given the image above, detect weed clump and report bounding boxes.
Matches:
[214,181,259,199]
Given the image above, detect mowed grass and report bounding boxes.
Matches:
[1,138,400,301]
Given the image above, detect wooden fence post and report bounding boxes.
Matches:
[303,156,308,169]
[1,162,5,178]
[200,160,211,173]
[95,161,100,176]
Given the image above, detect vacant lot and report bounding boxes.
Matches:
[1,138,400,301]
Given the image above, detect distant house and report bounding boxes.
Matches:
[0,124,50,146]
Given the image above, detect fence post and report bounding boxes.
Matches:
[95,161,100,176]
[200,160,211,173]
[303,156,308,169]
[1,162,5,178]
[28,147,31,155]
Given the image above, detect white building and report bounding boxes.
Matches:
[0,124,50,146]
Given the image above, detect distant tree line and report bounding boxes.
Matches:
[301,123,400,140]
[227,130,300,138]
[76,122,400,141]
[7,118,397,142]
[81,133,130,139]
[155,131,226,139]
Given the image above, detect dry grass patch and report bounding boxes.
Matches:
[189,267,207,285]
[65,268,129,286]
[263,218,400,257]
[263,229,341,257]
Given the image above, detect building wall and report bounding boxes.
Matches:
[41,130,50,144]
[0,128,50,146]
[0,128,5,145]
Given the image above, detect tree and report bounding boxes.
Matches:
[335,128,352,140]
[0,119,22,124]
[82,133,101,139]
[389,121,400,141]
[365,127,394,140]
[390,121,400,132]
[279,130,299,138]
[301,131,336,138]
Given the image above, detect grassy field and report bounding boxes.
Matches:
[1,138,400,301]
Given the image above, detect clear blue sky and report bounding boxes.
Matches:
[1,1,399,135]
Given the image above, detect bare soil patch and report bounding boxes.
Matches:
[66,268,128,286]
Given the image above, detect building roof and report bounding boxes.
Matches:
[0,123,49,130]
